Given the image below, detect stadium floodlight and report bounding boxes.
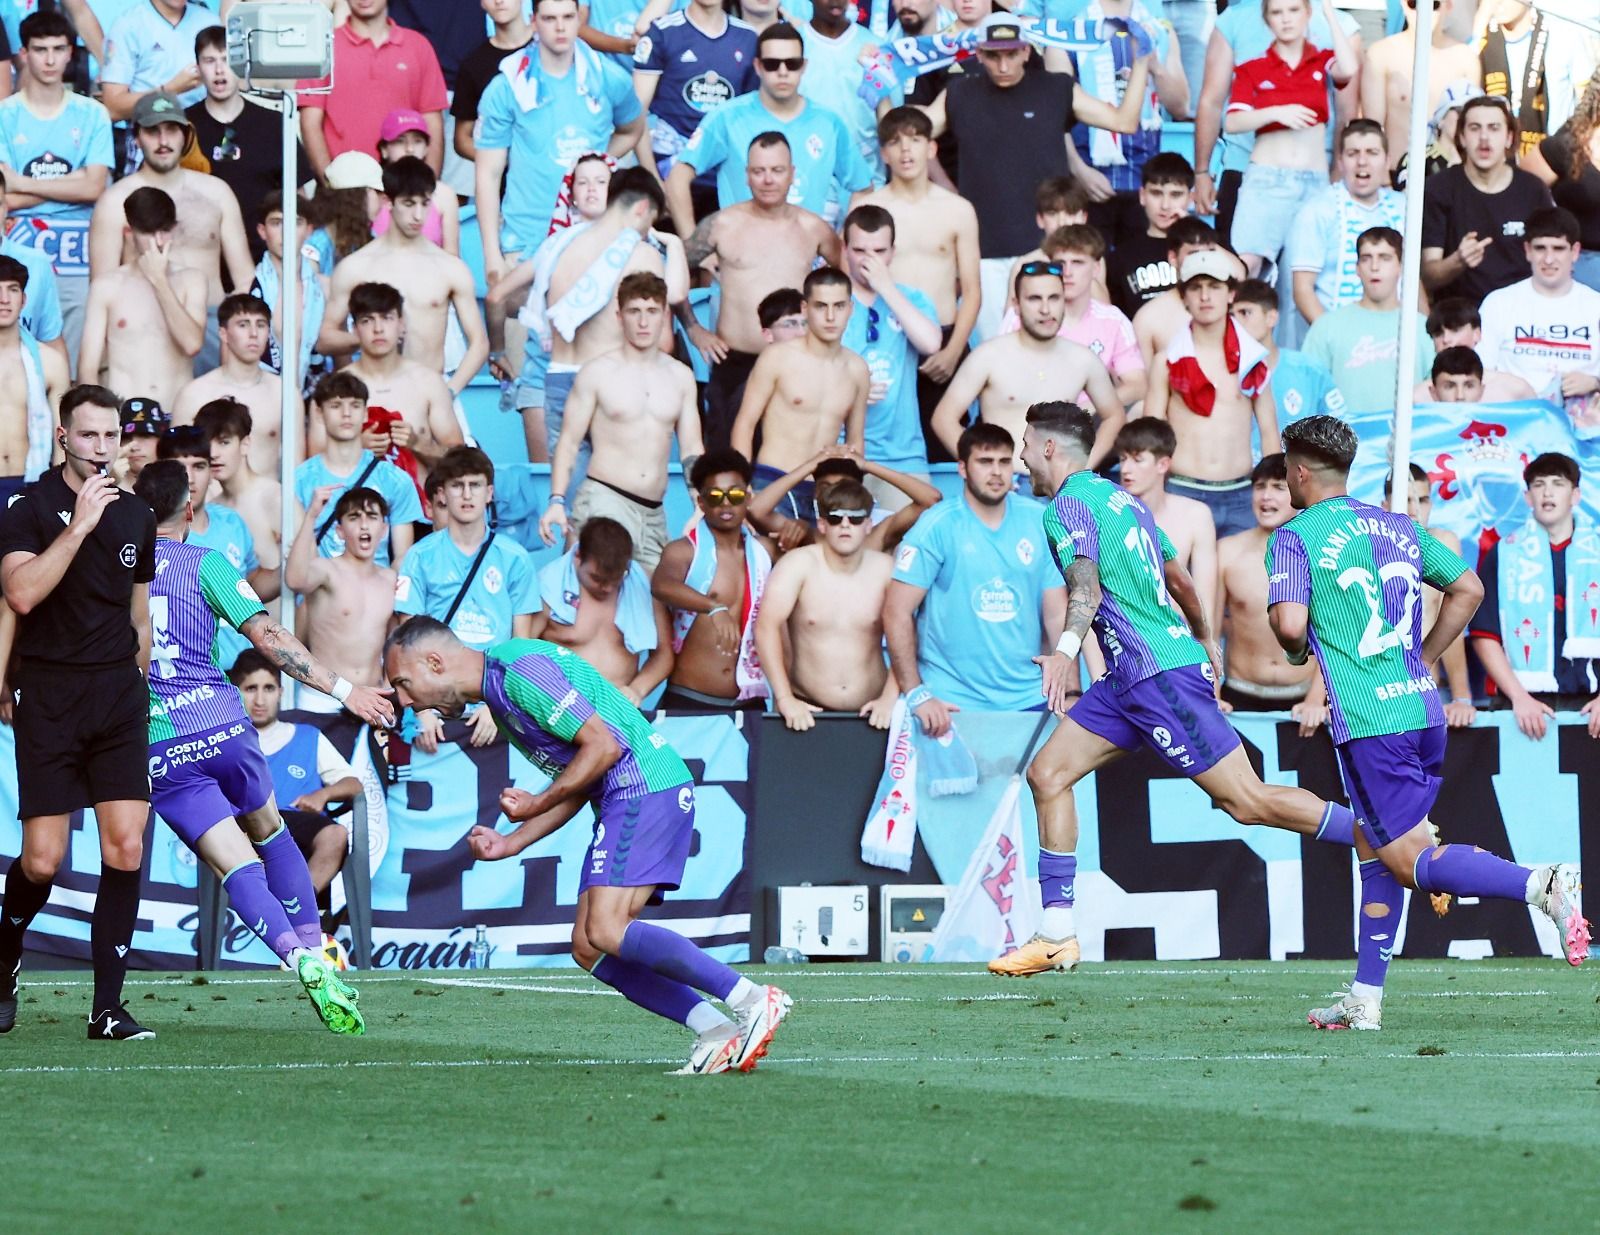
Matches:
[225,3,334,685]
[225,2,334,81]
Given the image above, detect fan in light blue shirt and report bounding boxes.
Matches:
[840,279,937,473]
[101,0,219,110]
[294,450,423,564]
[476,43,641,257]
[890,490,1064,711]
[677,90,871,218]
[395,527,540,649]
[188,500,259,669]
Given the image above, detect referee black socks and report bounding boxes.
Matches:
[90,866,141,1016]
[0,863,55,964]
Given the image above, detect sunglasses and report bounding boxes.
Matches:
[759,56,805,72]
[1019,260,1064,278]
[702,487,749,506]
[866,303,881,345]
[820,509,869,527]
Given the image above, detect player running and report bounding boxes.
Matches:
[994,402,1361,977]
[1267,417,1588,1031]
[382,619,790,1075]
[134,462,394,1034]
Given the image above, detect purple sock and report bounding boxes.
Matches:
[254,824,324,949]
[1412,844,1531,902]
[222,861,302,962]
[1038,848,1077,908]
[591,954,704,1026]
[1316,803,1356,847]
[1353,859,1403,988]
[617,920,740,1001]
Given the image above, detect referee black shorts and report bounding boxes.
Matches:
[13,663,150,819]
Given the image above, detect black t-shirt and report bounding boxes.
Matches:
[947,66,1076,259]
[453,39,530,126]
[1421,165,1555,304]
[0,468,157,669]
[1107,229,1175,318]
[187,97,312,245]
[1539,130,1600,251]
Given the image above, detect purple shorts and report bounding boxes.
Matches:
[149,721,275,849]
[1335,726,1446,849]
[579,782,696,901]
[1070,663,1241,775]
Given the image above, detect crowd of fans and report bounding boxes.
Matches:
[0,0,1597,803]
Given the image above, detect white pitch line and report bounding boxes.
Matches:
[6,1047,1600,1078]
[423,978,1040,1004]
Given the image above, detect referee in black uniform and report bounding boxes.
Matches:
[0,386,158,1040]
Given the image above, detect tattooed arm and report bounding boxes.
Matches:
[1063,556,1102,642]
[1034,556,1101,714]
[238,612,395,728]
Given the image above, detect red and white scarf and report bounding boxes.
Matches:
[1166,316,1269,416]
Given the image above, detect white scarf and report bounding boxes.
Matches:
[669,522,771,700]
[859,698,919,871]
[20,329,51,481]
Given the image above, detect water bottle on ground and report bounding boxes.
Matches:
[469,924,490,970]
[763,946,807,964]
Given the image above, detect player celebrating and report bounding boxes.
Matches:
[133,461,394,1034]
[1267,417,1588,1031]
[997,401,1360,977]
[383,619,790,1074]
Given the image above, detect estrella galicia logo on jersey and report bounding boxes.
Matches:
[1015,537,1035,566]
[678,786,693,812]
[971,576,1019,624]
[119,543,138,568]
[23,152,70,180]
[1150,726,1172,749]
[684,70,736,112]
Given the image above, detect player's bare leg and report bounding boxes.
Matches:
[1193,746,1348,837]
[991,717,1123,978]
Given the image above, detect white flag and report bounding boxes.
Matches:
[926,776,1040,962]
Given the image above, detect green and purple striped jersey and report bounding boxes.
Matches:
[148,539,267,743]
[481,640,690,796]
[1043,471,1208,690]
[1266,496,1468,743]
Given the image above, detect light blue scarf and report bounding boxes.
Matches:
[251,249,326,387]
[537,546,658,657]
[1496,518,1600,690]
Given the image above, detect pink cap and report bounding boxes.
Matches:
[380,109,427,143]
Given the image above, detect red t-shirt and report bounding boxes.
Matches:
[1228,44,1337,133]
[298,21,449,163]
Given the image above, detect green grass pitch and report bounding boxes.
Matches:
[5,960,1597,1234]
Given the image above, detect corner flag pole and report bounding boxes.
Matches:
[1389,0,1433,514]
